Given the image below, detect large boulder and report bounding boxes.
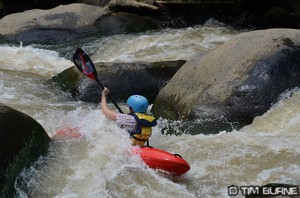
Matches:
[152,29,300,135]
[0,103,50,197]
[0,3,108,44]
[51,60,186,103]
[0,3,166,44]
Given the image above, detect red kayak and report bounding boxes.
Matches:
[133,146,190,176]
[52,129,190,175]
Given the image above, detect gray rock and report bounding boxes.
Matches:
[0,3,107,35]
[152,29,300,134]
[51,60,186,103]
[0,3,108,44]
[0,3,165,44]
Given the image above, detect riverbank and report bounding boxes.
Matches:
[0,0,299,29]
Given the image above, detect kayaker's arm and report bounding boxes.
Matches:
[101,87,118,120]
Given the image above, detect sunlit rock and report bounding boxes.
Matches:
[0,3,108,44]
[152,29,300,134]
[0,3,166,44]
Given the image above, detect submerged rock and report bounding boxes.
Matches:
[152,29,300,134]
[51,60,185,103]
[0,103,50,197]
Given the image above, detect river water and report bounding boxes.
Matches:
[1,20,299,198]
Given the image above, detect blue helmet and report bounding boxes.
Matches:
[127,95,148,113]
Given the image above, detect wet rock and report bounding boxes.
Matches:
[51,60,186,103]
[152,29,300,134]
[0,103,50,197]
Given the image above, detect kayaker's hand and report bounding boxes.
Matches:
[102,87,110,96]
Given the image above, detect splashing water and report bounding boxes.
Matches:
[1,22,299,198]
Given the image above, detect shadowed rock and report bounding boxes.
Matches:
[0,103,50,197]
[51,60,186,103]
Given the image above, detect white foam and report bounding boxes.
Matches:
[5,24,299,198]
[81,23,241,63]
[0,44,73,77]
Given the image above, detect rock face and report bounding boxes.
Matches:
[51,60,185,103]
[0,103,51,197]
[152,29,300,134]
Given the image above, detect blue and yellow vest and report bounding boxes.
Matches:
[128,113,157,146]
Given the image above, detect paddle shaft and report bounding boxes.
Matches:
[73,48,124,114]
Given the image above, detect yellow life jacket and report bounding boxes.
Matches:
[128,113,157,147]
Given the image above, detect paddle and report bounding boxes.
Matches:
[72,48,124,114]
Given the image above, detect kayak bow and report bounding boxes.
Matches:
[133,146,190,176]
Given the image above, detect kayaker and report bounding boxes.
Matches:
[101,87,157,146]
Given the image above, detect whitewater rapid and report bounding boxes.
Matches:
[0,22,299,198]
